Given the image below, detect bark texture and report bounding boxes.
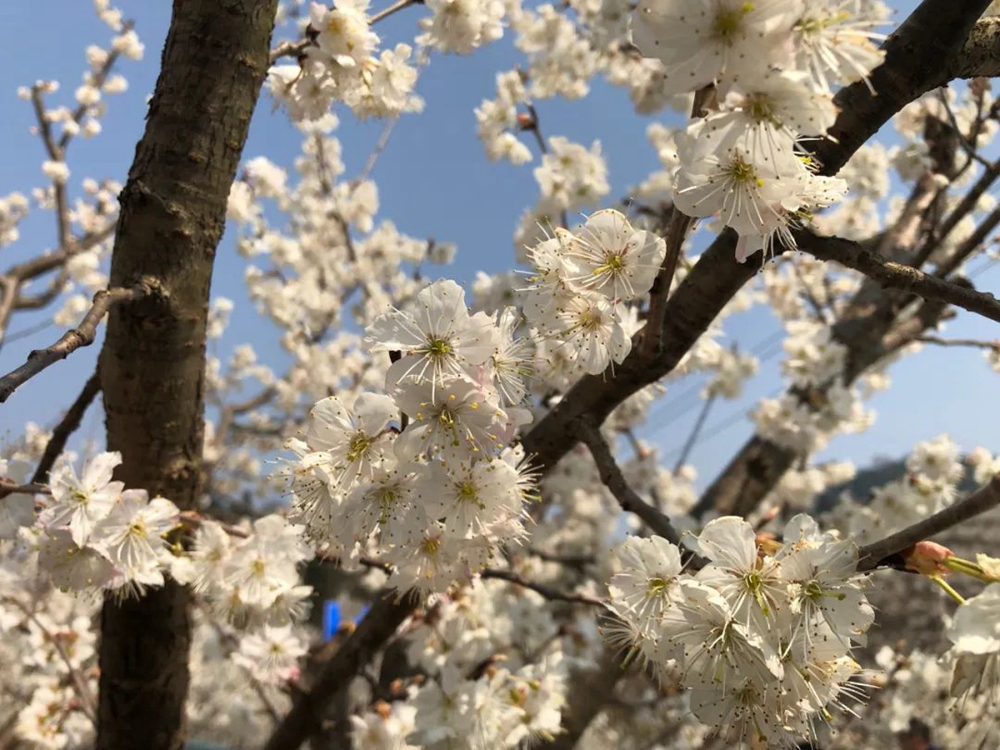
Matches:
[96,2,277,748]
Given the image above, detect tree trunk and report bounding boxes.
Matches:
[96,2,277,748]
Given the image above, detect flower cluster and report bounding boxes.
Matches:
[402,580,567,749]
[269,2,424,121]
[174,514,314,630]
[523,208,666,375]
[604,516,874,746]
[24,452,180,597]
[285,279,538,596]
[632,0,888,261]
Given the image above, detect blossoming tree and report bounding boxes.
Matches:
[2,0,1000,748]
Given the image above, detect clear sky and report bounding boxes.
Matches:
[0,0,997,492]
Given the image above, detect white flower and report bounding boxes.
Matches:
[561,209,666,301]
[608,535,683,629]
[549,292,632,375]
[419,0,506,54]
[413,456,525,541]
[631,0,803,95]
[792,0,888,90]
[232,625,306,684]
[673,119,805,240]
[44,452,124,547]
[304,392,397,489]
[695,516,783,623]
[488,306,533,407]
[949,587,1000,656]
[392,376,523,462]
[36,528,114,592]
[91,490,179,592]
[366,279,495,393]
[308,0,379,69]
[776,514,873,645]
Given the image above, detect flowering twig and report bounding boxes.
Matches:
[32,369,102,483]
[269,0,424,64]
[857,472,1000,571]
[480,568,604,607]
[0,280,159,403]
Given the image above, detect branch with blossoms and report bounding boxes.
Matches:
[857,473,1000,572]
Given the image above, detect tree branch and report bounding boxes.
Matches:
[263,589,419,750]
[795,230,1000,324]
[480,569,604,607]
[950,16,1000,79]
[0,282,155,404]
[917,335,999,350]
[31,370,102,483]
[857,473,1000,571]
[575,419,685,547]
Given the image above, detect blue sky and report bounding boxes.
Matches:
[0,0,997,491]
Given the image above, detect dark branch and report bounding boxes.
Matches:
[0,282,156,404]
[480,569,604,606]
[796,231,1000,324]
[32,370,102,483]
[857,473,1000,571]
[575,419,685,547]
[263,589,419,750]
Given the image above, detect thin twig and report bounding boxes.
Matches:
[0,482,50,499]
[672,394,715,475]
[369,0,421,25]
[2,596,97,724]
[857,473,1000,571]
[642,207,693,357]
[31,370,102,483]
[263,589,419,750]
[355,116,400,184]
[575,418,689,549]
[480,568,604,606]
[917,335,999,349]
[0,281,158,404]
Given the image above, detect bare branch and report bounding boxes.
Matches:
[857,473,1000,571]
[31,370,102,483]
[917,335,999,350]
[480,568,605,607]
[796,231,1000,324]
[0,281,157,404]
[575,419,687,548]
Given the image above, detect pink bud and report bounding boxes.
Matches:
[904,540,954,575]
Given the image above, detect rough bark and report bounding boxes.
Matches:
[96,2,277,748]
